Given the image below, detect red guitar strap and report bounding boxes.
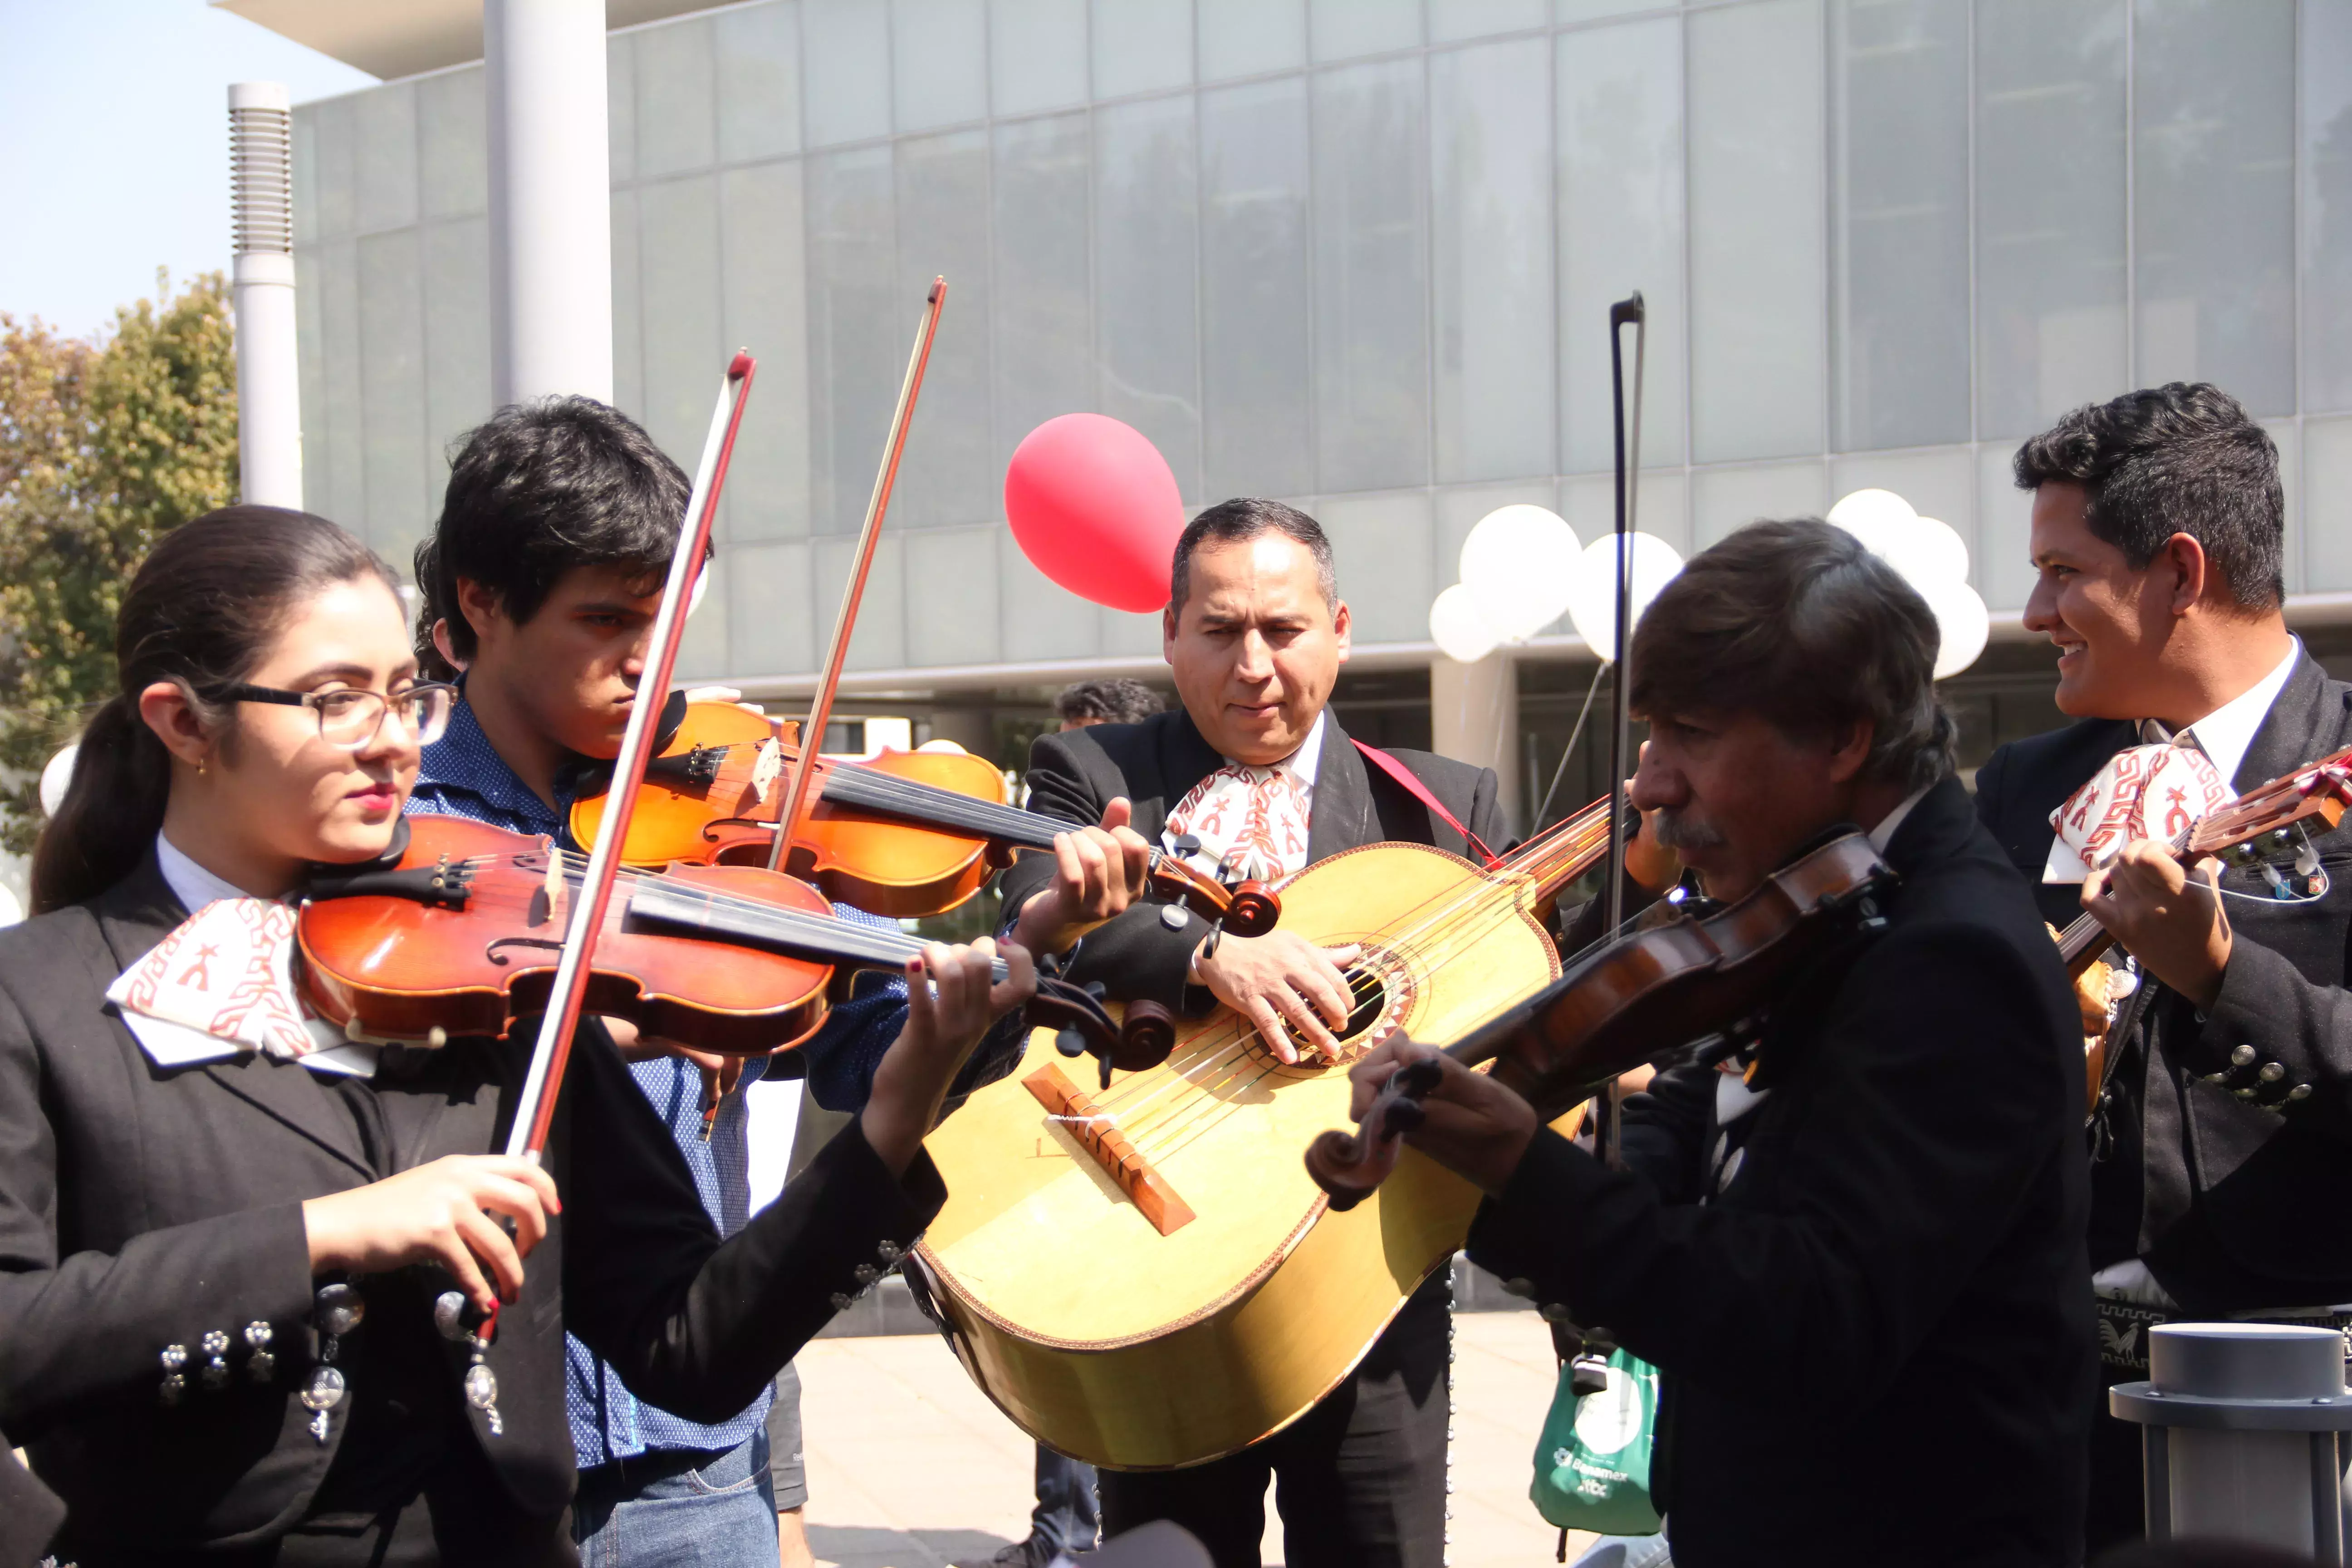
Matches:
[1351,739,1500,868]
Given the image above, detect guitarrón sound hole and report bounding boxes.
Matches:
[1280,965,1392,1064]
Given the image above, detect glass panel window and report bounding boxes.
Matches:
[720,162,811,541]
[637,176,725,480]
[608,33,638,184]
[1688,0,1826,463]
[1095,97,1203,500]
[991,0,1091,114]
[419,67,486,220]
[1202,78,1313,499]
[804,0,894,145]
[1432,37,1556,482]
[1093,0,1193,98]
[894,131,995,527]
[993,114,1094,479]
[636,17,717,177]
[894,0,989,131]
[1829,0,1970,451]
[353,83,418,235]
[1559,15,1685,473]
[357,231,426,560]
[2306,1,2352,413]
[1313,59,1431,492]
[1975,0,2126,439]
[806,147,901,532]
[1430,0,1548,44]
[2133,0,2294,416]
[1557,0,1673,21]
[317,239,364,530]
[1311,0,1420,60]
[423,217,491,474]
[717,2,803,164]
[611,189,643,420]
[1200,0,1306,79]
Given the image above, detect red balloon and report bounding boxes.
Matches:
[1004,414,1186,613]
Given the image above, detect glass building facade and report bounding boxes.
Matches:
[291,0,2352,757]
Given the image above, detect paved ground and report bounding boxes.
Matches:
[796,1311,1601,1568]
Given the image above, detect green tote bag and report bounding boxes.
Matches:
[1530,1347,1665,1537]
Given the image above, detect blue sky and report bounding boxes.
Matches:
[0,1,376,339]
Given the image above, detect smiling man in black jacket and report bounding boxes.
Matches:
[1971,382,2352,1550]
[1353,519,2095,1568]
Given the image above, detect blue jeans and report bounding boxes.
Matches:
[572,1429,778,1568]
[1572,1535,1672,1568]
[1031,1443,1100,1556]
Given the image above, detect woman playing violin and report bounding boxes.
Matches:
[0,505,1035,1565]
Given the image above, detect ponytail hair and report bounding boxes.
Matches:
[30,506,399,914]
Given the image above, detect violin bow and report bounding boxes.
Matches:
[1598,292,1646,1171]
[767,279,948,874]
[504,353,760,1162]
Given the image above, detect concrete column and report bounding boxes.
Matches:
[485,0,613,405]
[1430,655,1521,838]
[229,83,302,508]
[924,708,996,757]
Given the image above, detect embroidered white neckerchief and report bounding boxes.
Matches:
[1161,710,1327,884]
[111,833,377,1077]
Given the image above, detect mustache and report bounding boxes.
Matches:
[1651,808,1727,853]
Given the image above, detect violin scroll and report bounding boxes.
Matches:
[1304,1056,1443,1212]
[1145,856,1282,938]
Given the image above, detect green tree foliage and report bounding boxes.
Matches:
[0,272,240,851]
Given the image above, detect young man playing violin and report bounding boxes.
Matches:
[406,397,1133,1568]
[1351,519,2094,1568]
[1971,382,2352,1550]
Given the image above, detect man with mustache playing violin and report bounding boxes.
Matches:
[1349,519,2094,1568]
[407,397,1140,1568]
[1970,382,2352,1552]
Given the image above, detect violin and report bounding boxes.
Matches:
[294,814,1174,1069]
[1305,830,1897,1210]
[567,698,1282,933]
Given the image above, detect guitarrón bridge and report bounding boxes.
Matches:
[1024,1063,1195,1236]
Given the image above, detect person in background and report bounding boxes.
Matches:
[956,676,1169,1568]
[1055,678,1164,732]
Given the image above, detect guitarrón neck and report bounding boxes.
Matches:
[1497,799,1620,902]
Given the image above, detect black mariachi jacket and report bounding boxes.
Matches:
[1467,778,2096,1568]
[0,855,943,1561]
[1973,651,2352,1311]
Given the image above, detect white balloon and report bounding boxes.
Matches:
[1827,487,1918,532]
[1459,505,1581,642]
[39,744,77,818]
[1428,583,1502,664]
[1876,515,1970,588]
[1923,578,1991,681]
[1567,533,1685,665]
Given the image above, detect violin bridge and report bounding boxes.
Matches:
[1023,1064,1195,1236]
[540,847,564,926]
[750,738,783,804]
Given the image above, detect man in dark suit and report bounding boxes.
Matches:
[1971,382,2352,1550]
[1351,519,2095,1568]
[995,498,1505,1568]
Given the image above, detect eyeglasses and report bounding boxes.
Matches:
[220,681,457,750]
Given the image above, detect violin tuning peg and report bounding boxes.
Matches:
[1383,1098,1427,1137]
[1055,1026,1088,1060]
[1083,981,1107,1002]
[1171,833,1202,858]
[1098,1054,1115,1093]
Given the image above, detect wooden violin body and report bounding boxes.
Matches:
[295,814,1155,1064]
[908,838,1583,1472]
[570,700,1280,934]
[568,701,1017,916]
[298,815,841,1055]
